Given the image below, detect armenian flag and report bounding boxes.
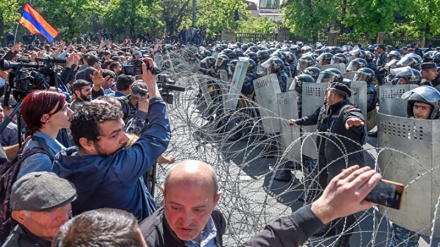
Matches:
[18,3,58,43]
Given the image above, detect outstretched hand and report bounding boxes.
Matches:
[90,70,110,88]
[345,117,364,130]
[311,165,381,224]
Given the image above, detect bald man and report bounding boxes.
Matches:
[140,160,227,247]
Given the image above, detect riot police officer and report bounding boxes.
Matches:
[386,86,440,247]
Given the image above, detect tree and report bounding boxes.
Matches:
[160,0,192,35]
[0,0,26,46]
[196,0,250,36]
[104,0,163,39]
[237,16,277,33]
[33,0,102,41]
[282,0,339,42]
[343,0,413,39]
[399,0,440,46]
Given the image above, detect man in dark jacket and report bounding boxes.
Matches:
[53,59,171,221]
[3,172,77,247]
[140,160,226,247]
[288,82,366,246]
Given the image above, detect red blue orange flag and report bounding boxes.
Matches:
[18,3,58,43]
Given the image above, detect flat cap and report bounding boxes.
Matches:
[10,172,77,212]
[328,82,352,98]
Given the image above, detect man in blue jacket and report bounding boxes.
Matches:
[53,58,171,221]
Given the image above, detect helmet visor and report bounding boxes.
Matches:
[346,61,359,72]
[353,70,369,82]
[401,86,440,102]
[317,71,336,83]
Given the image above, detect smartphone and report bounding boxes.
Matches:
[364,179,405,210]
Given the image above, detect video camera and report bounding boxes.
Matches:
[0,57,67,99]
[122,59,162,76]
[156,73,185,104]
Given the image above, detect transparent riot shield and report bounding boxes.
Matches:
[286,78,294,93]
[277,91,301,162]
[377,112,440,237]
[223,59,249,111]
[199,76,213,105]
[349,81,368,120]
[220,70,229,82]
[317,63,346,73]
[301,83,328,158]
[253,74,282,134]
[379,84,418,117]
[343,71,356,81]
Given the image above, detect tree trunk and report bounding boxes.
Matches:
[0,16,5,47]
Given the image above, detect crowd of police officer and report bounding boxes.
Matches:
[193,41,440,247]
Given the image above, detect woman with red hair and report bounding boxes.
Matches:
[18,90,73,178]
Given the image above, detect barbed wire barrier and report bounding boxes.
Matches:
[150,48,440,246]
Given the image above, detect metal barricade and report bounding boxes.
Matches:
[379,85,418,117]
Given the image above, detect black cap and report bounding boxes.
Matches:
[421,62,437,70]
[328,82,352,98]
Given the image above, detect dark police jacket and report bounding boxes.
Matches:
[140,207,226,247]
[295,99,366,176]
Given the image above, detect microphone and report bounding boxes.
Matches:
[132,86,148,95]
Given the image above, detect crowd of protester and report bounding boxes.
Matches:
[0,35,438,246]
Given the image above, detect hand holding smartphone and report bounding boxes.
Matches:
[364,179,405,210]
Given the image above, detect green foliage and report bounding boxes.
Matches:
[196,0,250,36]
[282,0,339,41]
[104,0,163,39]
[159,0,191,35]
[0,0,27,40]
[237,16,278,33]
[399,0,440,39]
[35,0,102,41]
[342,0,414,39]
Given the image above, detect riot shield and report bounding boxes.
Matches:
[220,70,229,82]
[379,84,418,117]
[199,76,213,105]
[316,63,346,73]
[349,81,368,121]
[286,77,294,92]
[253,74,282,134]
[301,83,328,158]
[223,59,249,111]
[277,91,301,162]
[343,71,356,80]
[377,112,440,237]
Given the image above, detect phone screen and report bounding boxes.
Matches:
[364,179,404,210]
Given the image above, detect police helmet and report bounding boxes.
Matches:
[247,52,259,64]
[297,55,315,72]
[200,56,216,69]
[331,53,348,64]
[247,59,257,73]
[217,55,229,68]
[346,58,368,72]
[228,59,238,74]
[267,57,285,74]
[316,52,333,65]
[257,50,270,63]
[392,67,422,85]
[387,50,401,61]
[402,86,440,119]
[290,74,315,93]
[353,67,375,84]
[317,68,343,83]
[286,52,297,64]
[397,54,422,69]
[302,66,321,81]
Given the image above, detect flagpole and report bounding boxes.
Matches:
[14,23,19,44]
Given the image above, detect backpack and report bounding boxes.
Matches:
[0,145,53,243]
